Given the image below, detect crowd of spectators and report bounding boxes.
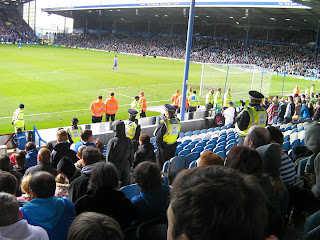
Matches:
[0,8,37,43]
[54,33,320,78]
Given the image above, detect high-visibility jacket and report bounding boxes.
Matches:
[90,99,106,117]
[187,90,193,98]
[125,121,139,140]
[205,92,214,104]
[177,95,188,108]
[311,86,316,95]
[293,87,300,95]
[67,127,82,143]
[161,117,181,144]
[105,96,119,115]
[214,91,223,107]
[171,93,180,107]
[235,106,267,136]
[131,100,141,118]
[188,94,200,107]
[223,92,232,107]
[139,95,147,112]
[12,108,24,128]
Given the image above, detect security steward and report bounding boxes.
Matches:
[224,88,232,107]
[188,90,200,112]
[90,95,106,123]
[154,104,181,169]
[131,96,141,119]
[67,117,82,144]
[125,109,141,152]
[235,90,267,146]
[214,88,223,108]
[139,91,147,118]
[12,103,25,132]
[205,89,215,110]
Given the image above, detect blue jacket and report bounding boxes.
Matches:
[25,148,39,168]
[301,104,310,119]
[131,184,170,223]
[21,196,75,240]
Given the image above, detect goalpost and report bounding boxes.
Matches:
[199,63,273,103]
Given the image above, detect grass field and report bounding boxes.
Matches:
[0,44,319,134]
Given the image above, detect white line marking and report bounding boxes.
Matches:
[101,89,133,99]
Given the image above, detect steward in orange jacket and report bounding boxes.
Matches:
[171,90,180,108]
[90,95,106,123]
[139,91,147,118]
[177,94,188,113]
[105,92,119,122]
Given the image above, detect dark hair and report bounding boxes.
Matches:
[45,142,54,152]
[134,162,162,192]
[110,92,114,96]
[67,212,124,240]
[193,90,196,94]
[139,134,150,145]
[25,142,36,151]
[170,166,267,240]
[246,126,271,149]
[82,147,101,165]
[0,171,18,194]
[15,151,26,167]
[0,192,19,226]
[199,151,224,166]
[288,96,293,102]
[98,95,103,99]
[225,146,263,176]
[81,130,92,142]
[266,126,284,146]
[29,171,56,198]
[57,129,68,142]
[89,162,119,191]
[0,155,10,170]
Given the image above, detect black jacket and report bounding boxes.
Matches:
[278,103,287,120]
[68,172,90,203]
[24,162,58,177]
[51,142,78,168]
[133,143,156,168]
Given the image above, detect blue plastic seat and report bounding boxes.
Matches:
[191,146,204,153]
[120,184,141,200]
[189,160,197,168]
[297,158,308,177]
[283,141,291,152]
[284,135,290,142]
[183,139,192,145]
[300,138,305,146]
[204,144,215,151]
[280,127,285,132]
[207,128,214,132]
[226,144,235,152]
[183,144,195,151]
[298,127,304,132]
[179,132,185,138]
[291,139,300,148]
[104,145,107,150]
[285,126,292,131]
[214,127,221,131]
[221,126,228,130]
[162,160,169,173]
[213,146,225,153]
[150,137,156,144]
[168,156,186,177]
[195,141,207,148]
[185,152,200,168]
[291,128,298,133]
[178,149,190,157]
[292,124,297,129]
[193,130,200,135]
[216,150,226,160]
[185,131,193,137]
[200,129,207,134]
[175,145,184,156]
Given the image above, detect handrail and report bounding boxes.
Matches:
[33,125,47,147]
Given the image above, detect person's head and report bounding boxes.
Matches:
[135,96,140,101]
[98,95,102,100]
[57,129,68,142]
[71,117,79,127]
[316,101,320,108]
[67,212,124,240]
[19,103,24,109]
[288,96,293,103]
[272,97,278,105]
[20,174,32,196]
[225,146,263,176]
[0,155,11,170]
[139,134,151,146]
[57,157,78,180]
[29,171,56,199]
[15,151,26,167]
[266,126,284,147]
[89,162,119,191]
[243,126,271,149]
[175,89,179,94]
[37,147,51,164]
[188,86,192,91]
[55,173,69,185]
[82,147,101,166]
[81,130,93,143]
[228,101,233,107]
[77,145,87,159]
[228,88,231,93]
[249,90,264,105]
[115,55,117,58]
[110,92,115,97]
[168,166,267,240]
[0,171,18,194]
[198,151,224,166]
[0,192,21,226]
[25,142,36,152]
[210,89,214,94]
[134,162,162,192]
[45,141,54,152]
[140,91,144,97]
[218,88,221,92]
[164,104,176,117]
[193,90,196,94]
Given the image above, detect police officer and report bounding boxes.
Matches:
[235,91,267,146]
[67,117,82,144]
[188,90,200,112]
[154,104,181,169]
[125,109,141,153]
[12,103,25,132]
[131,96,141,119]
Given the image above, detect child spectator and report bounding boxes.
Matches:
[55,173,70,198]
[25,142,39,168]
[16,174,32,205]
[13,151,28,175]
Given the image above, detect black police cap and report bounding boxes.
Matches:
[165,104,176,112]
[128,109,138,115]
[249,90,264,101]
[72,117,79,122]
[19,104,24,108]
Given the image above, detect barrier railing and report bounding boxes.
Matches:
[33,125,47,147]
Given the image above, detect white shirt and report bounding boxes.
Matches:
[223,107,236,126]
[0,219,49,240]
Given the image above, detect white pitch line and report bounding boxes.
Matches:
[101,88,133,99]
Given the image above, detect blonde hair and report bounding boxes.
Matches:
[21,174,32,196]
[55,173,69,185]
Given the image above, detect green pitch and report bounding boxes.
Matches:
[0,44,319,134]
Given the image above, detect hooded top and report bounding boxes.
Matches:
[256,143,281,178]
[305,122,320,154]
[25,148,39,168]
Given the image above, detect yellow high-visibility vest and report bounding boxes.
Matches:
[162,117,181,144]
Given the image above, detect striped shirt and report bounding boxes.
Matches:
[280,154,296,186]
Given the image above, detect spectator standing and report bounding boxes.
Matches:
[74,130,99,154]
[25,142,39,168]
[294,97,302,119]
[214,88,223,108]
[313,101,320,121]
[267,97,279,124]
[90,95,106,123]
[0,155,22,196]
[55,173,69,198]
[293,85,300,95]
[133,134,156,168]
[308,101,314,118]
[139,91,147,118]
[105,92,119,122]
[284,96,295,123]
[223,102,236,126]
[177,94,188,113]
[57,157,81,184]
[205,89,214,110]
[301,100,310,119]
[277,97,287,123]
[13,151,28,175]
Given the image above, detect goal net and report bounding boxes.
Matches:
[199,64,273,103]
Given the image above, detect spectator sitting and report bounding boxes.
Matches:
[68,146,100,203]
[212,108,224,127]
[74,130,100,154]
[20,171,76,240]
[243,125,271,149]
[51,129,78,168]
[132,162,170,224]
[67,212,124,240]
[13,151,28,175]
[0,170,18,195]
[197,151,224,166]
[167,166,267,240]
[74,145,87,170]
[55,173,69,198]
[0,155,22,196]
[74,162,135,229]
[25,142,39,168]
[45,141,54,152]
[16,174,32,205]
[0,192,49,240]
[25,147,58,177]
[133,134,156,169]
[57,157,81,183]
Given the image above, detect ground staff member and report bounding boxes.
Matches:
[235,90,267,146]
[90,95,106,123]
[154,104,181,169]
[67,117,82,144]
[105,92,118,122]
[125,109,141,152]
[12,103,25,132]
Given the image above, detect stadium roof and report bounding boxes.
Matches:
[41,0,320,30]
[0,0,33,6]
